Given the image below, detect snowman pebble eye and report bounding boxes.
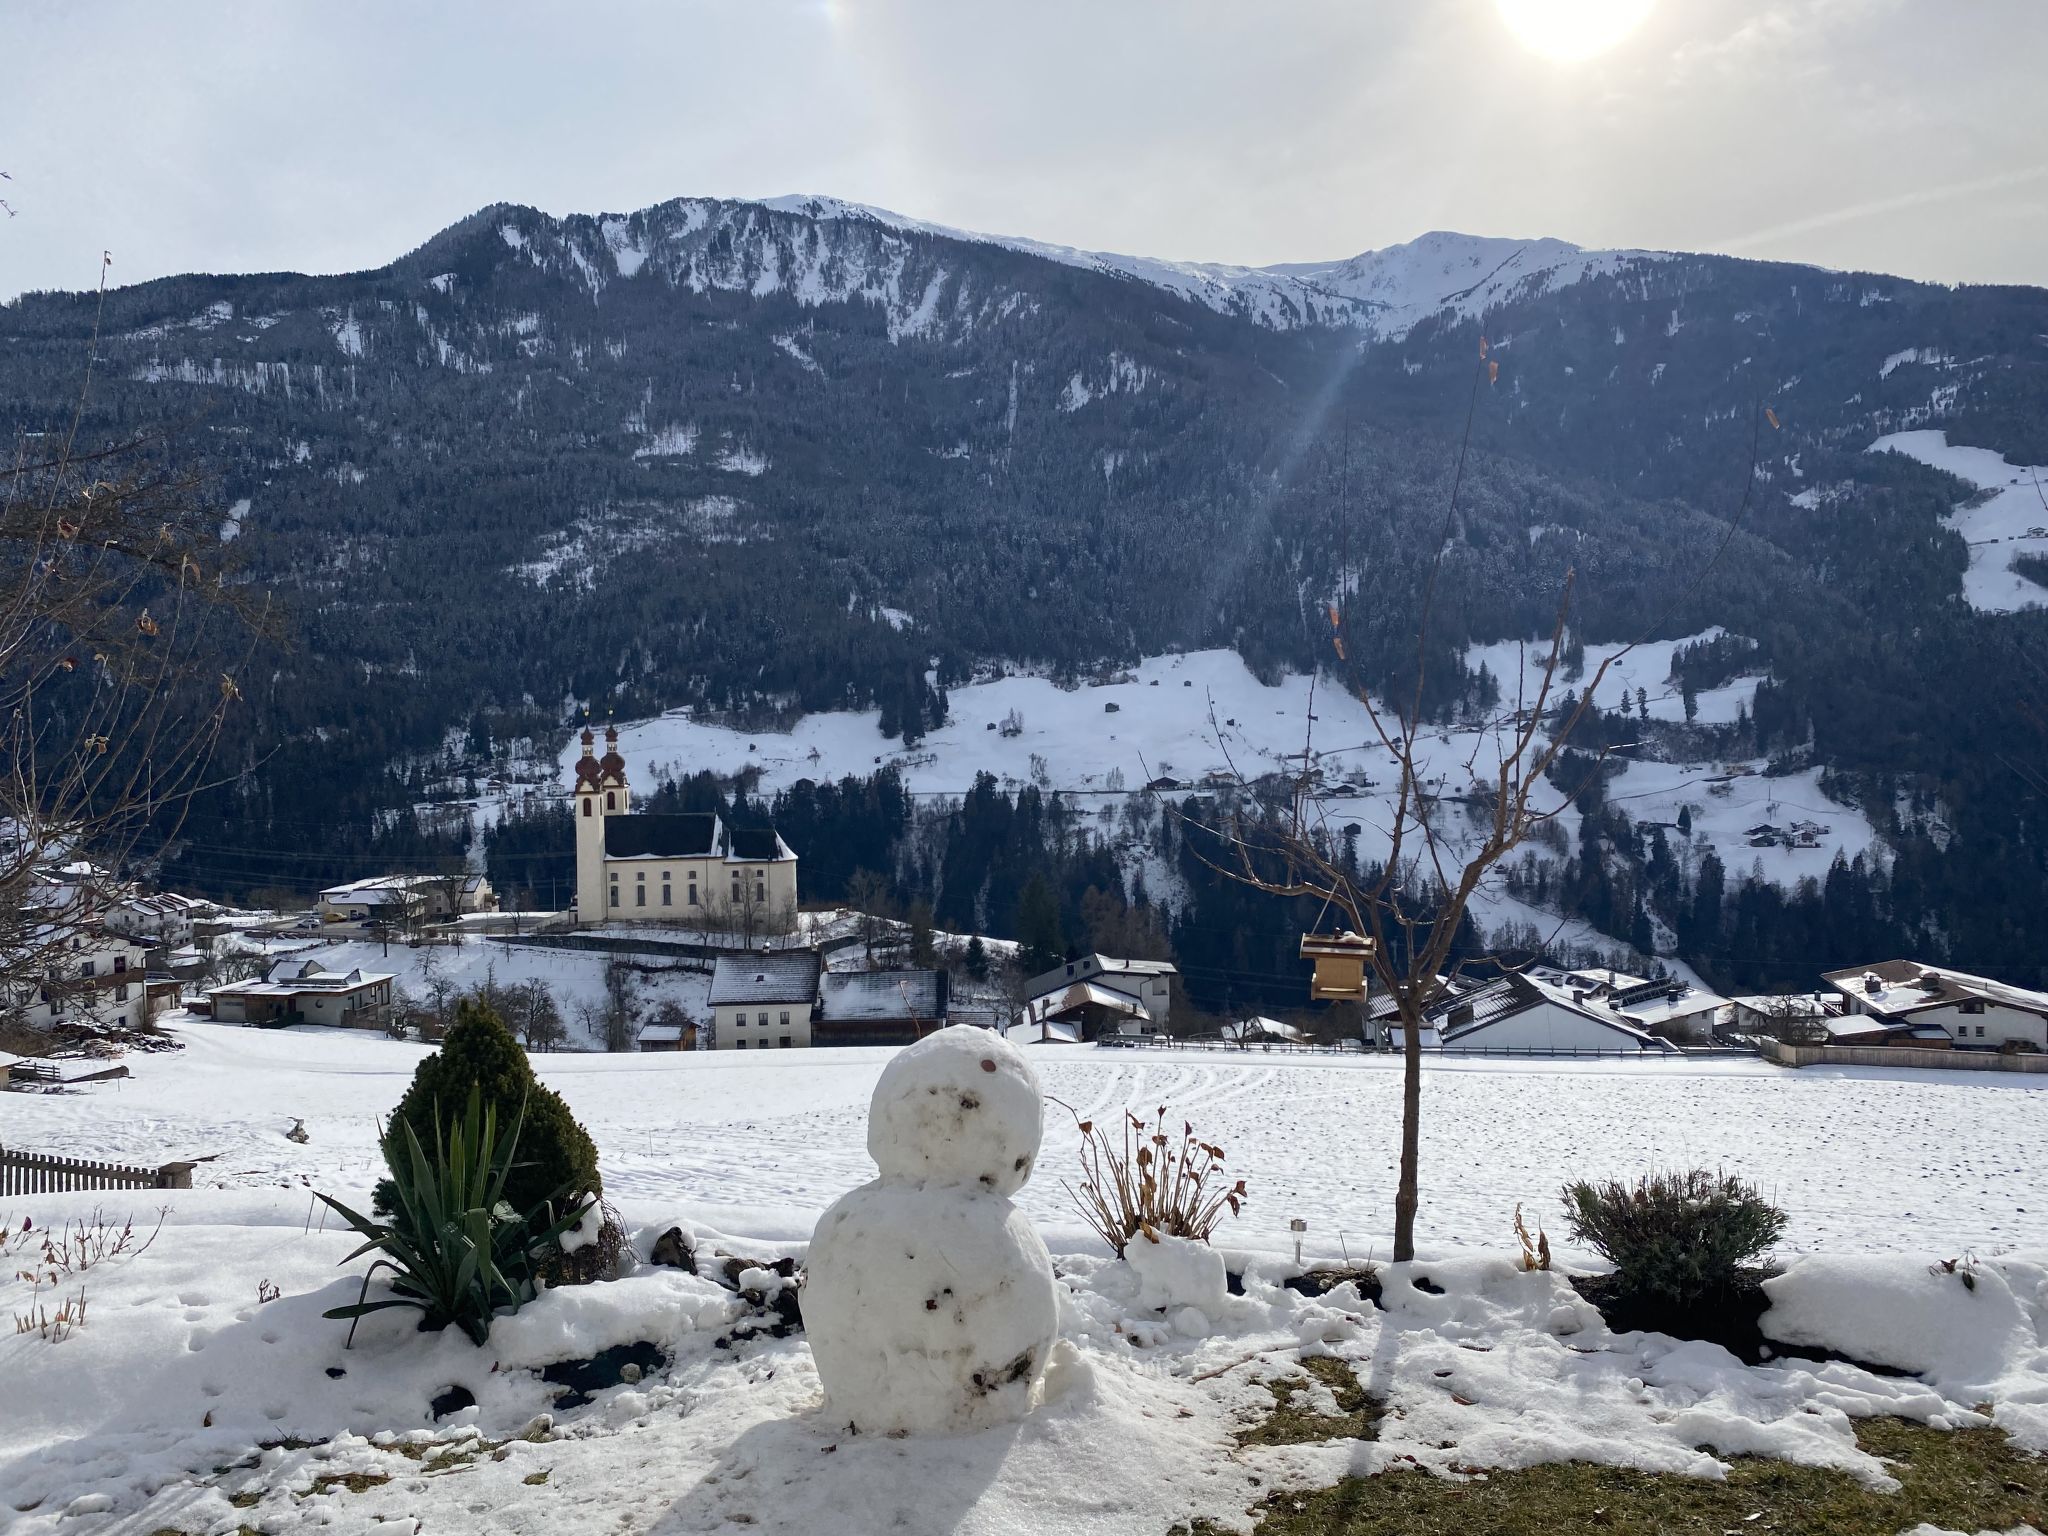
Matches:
[979,1059,996,1073]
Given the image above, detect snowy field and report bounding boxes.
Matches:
[1871,428,2048,613]
[580,646,1872,910]
[3,1024,2045,1534]
[9,1023,2041,1259]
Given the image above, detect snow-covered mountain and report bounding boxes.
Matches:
[450,192,1667,342]
[754,196,1670,339]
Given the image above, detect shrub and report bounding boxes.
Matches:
[376,999,599,1219]
[320,1086,584,1345]
[1561,1169,1786,1307]
[1060,1104,1246,1258]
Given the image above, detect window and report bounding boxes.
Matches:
[661,888,672,906]
[114,957,128,974]
[637,870,645,881]
[779,1035,792,1049]
[609,887,620,907]
[606,792,616,811]
[582,800,592,818]
[780,1010,790,1027]
[688,883,699,906]
[81,961,95,978]
[1977,1025,1987,1038]
[1961,999,1986,1015]
[735,1039,747,1049]
[758,1011,770,1027]
[635,888,645,907]
[115,984,128,1002]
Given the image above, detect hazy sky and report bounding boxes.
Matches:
[3,0,2043,300]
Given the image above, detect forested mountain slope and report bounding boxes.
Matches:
[5,196,2046,984]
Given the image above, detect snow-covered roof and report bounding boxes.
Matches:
[1025,980,1151,1026]
[708,952,821,1006]
[638,1023,686,1044]
[1821,960,2048,1020]
[1222,1016,1308,1043]
[1610,986,1730,1032]
[1730,993,1837,1020]
[1024,952,1176,1002]
[319,876,428,906]
[208,959,394,998]
[820,969,946,1022]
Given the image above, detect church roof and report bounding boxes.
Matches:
[604,813,718,859]
[727,826,787,861]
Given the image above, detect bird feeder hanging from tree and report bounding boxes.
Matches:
[1299,930,1373,1001]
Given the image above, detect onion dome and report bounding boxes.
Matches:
[598,724,627,783]
[573,726,602,791]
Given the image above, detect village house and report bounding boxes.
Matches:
[1728,992,1841,1037]
[318,877,428,928]
[102,891,215,948]
[706,952,821,1049]
[317,873,496,926]
[815,969,950,1047]
[1019,953,1178,1041]
[1427,972,1677,1055]
[638,1018,696,1051]
[14,924,159,1033]
[571,725,798,932]
[1820,961,2048,1051]
[206,958,397,1029]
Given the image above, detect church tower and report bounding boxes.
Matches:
[572,724,631,922]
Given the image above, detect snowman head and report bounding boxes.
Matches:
[867,1027,1045,1195]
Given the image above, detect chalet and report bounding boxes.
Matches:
[816,970,950,1047]
[1820,961,2048,1051]
[1428,973,1676,1055]
[571,725,798,932]
[207,958,396,1029]
[1728,992,1841,1036]
[14,924,158,1033]
[1020,953,1177,1040]
[1603,976,1731,1044]
[707,952,821,1049]
[102,891,214,947]
[318,877,428,927]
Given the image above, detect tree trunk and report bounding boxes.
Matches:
[1394,1002,1424,1262]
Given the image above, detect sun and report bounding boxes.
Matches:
[1495,0,1655,62]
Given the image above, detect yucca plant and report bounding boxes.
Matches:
[317,1086,584,1346]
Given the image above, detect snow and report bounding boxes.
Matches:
[758,195,1665,339]
[805,1030,1059,1434]
[1127,1231,1231,1315]
[632,421,698,458]
[219,496,249,542]
[4,1024,2047,1531]
[714,441,769,475]
[1881,346,1953,380]
[1763,1255,2048,1450]
[1869,429,2048,612]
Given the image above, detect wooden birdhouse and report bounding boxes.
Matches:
[1300,930,1373,1001]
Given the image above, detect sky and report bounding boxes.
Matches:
[3,0,2044,301]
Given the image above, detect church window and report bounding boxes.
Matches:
[582,800,591,817]
[635,887,645,907]
[661,887,672,906]
[609,886,620,908]
[606,792,616,811]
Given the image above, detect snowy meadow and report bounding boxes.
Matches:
[2,1024,2043,1534]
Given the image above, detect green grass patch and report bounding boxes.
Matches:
[303,1471,392,1498]
[1218,1417,2043,1535]
[1236,1356,1383,1448]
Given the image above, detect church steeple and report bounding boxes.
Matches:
[598,723,627,789]
[573,725,602,792]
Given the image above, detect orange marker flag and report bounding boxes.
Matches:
[1489,360,1500,384]
[1765,407,1781,430]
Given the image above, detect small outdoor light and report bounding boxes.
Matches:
[1289,1216,1307,1268]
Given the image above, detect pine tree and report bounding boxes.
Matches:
[963,934,989,980]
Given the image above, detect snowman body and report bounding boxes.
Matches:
[803,1028,1059,1435]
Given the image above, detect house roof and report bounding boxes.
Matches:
[1006,1019,1084,1045]
[1432,974,1670,1050]
[820,969,948,1022]
[1026,980,1153,1025]
[726,826,790,862]
[1023,952,1177,1002]
[1223,1016,1309,1043]
[1821,959,2048,1020]
[708,952,821,1006]
[605,813,718,859]
[209,959,394,999]
[639,1023,686,1044]
[1730,992,1837,1020]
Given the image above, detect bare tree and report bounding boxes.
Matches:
[1187,351,1769,1261]
[598,955,639,1051]
[845,867,893,968]
[1,258,272,1037]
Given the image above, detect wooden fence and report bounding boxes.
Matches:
[0,1145,195,1197]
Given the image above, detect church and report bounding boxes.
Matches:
[571,725,799,931]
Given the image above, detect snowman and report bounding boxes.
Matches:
[802,1027,1059,1436]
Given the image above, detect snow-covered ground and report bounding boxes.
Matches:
[1871,428,2048,613]
[3,1024,2043,1534]
[10,1024,2042,1259]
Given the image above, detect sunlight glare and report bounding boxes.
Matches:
[1495,0,1655,62]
